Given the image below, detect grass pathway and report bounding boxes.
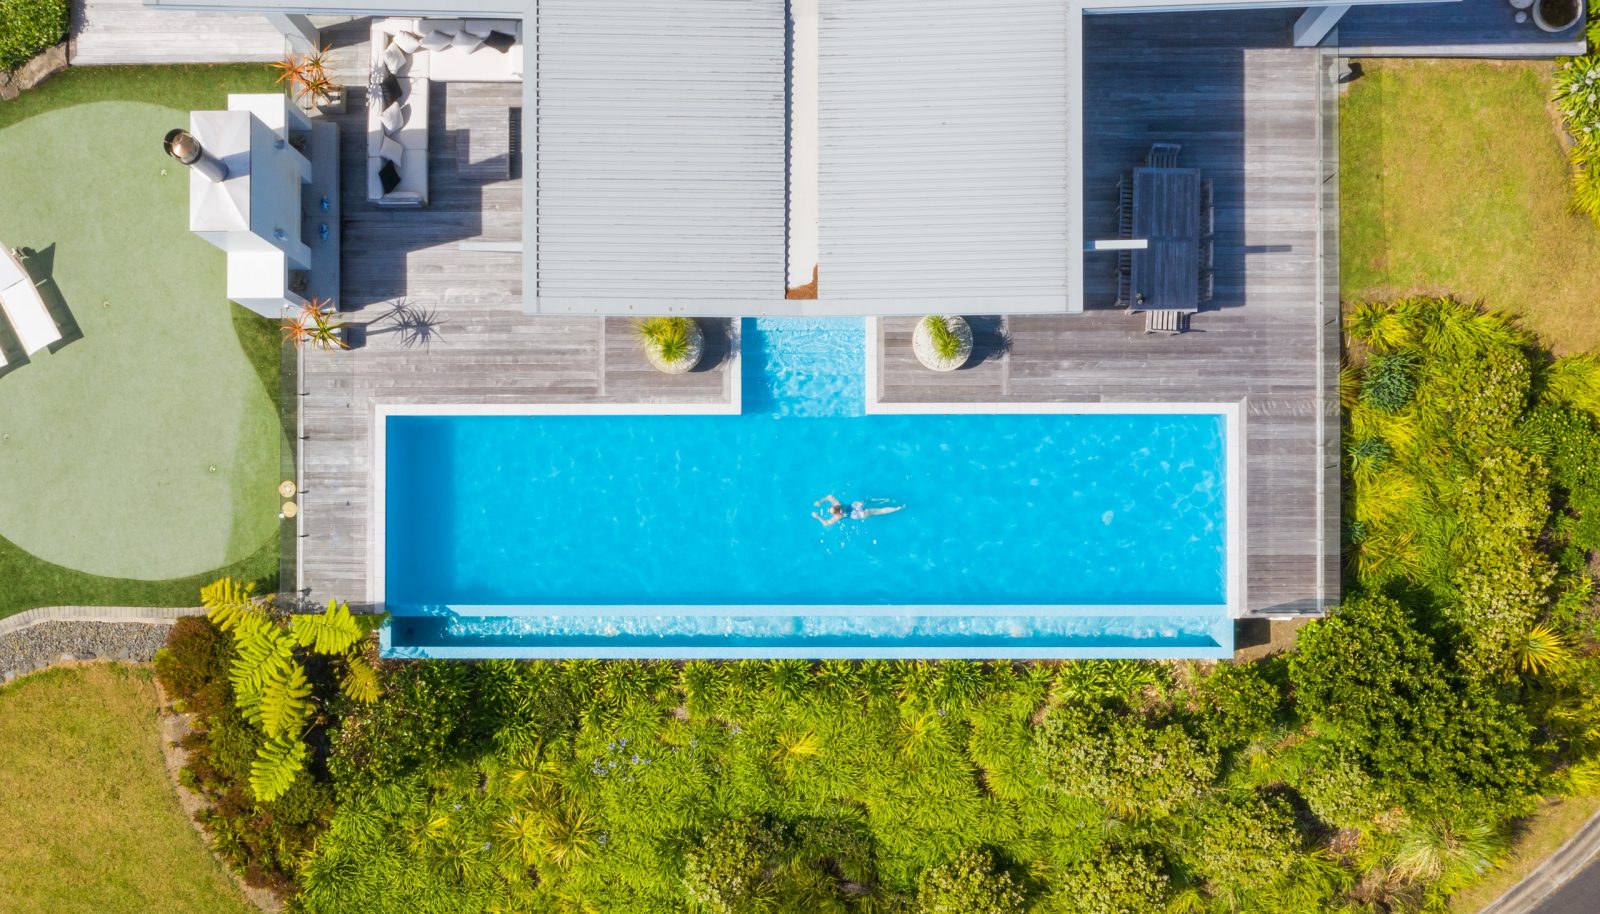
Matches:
[0,664,257,914]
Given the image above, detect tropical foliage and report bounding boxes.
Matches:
[155,299,1600,913]
[1554,13,1600,219]
[201,579,380,801]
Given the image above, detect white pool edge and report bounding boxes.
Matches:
[369,331,1246,653]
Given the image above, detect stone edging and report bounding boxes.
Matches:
[0,605,204,636]
[0,606,203,682]
[0,41,69,102]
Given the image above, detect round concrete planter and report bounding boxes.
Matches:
[642,318,705,374]
[913,315,974,372]
[1534,0,1584,32]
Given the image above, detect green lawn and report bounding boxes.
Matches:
[1341,59,1600,355]
[0,65,286,617]
[0,665,257,914]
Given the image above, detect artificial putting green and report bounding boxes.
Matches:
[0,98,282,581]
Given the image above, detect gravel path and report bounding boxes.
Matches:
[0,607,204,682]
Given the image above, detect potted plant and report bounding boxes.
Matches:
[635,316,704,374]
[271,46,341,113]
[1534,0,1584,32]
[913,315,973,371]
[281,298,348,352]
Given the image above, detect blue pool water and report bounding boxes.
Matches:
[382,318,1232,658]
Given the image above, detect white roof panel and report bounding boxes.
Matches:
[818,0,1071,310]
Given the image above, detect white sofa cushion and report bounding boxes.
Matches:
[418,29,452,52]
[451,30,485,52]
[381,40,408,74]
[378,133,405,164]
[366,77,429,155]
[378,101,404,134]
[392,30,422,54]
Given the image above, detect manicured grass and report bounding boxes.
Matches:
[0,65,287,613]
[0,664,256,914]
[0,64,279,131]
[1341,59,1600,354]
[1448,793,1600,914]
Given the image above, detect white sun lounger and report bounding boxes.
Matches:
[0,247,61,355]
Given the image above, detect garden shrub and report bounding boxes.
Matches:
[1189,792,1300,890]
[154,614,233,719]
[0,0,68,70]
[1053,847,1169,914]
[914,849,1025,914]
[682,818,784,914]
[1035,705,1217,817]
[1555,16,1600,221]
[1290,594,1540,823]
[1192,660,1280,747]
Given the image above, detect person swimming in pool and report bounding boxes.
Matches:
[812,494,904,526]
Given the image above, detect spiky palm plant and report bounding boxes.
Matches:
[302,298,348,352]
[921,315,965,361]
[1516,623,1575,675]
[281,309,313,349]
[1346,301,1411,353]
[1390,819,1503,893]
[635,316,696,364]
[1545,352,1600,416]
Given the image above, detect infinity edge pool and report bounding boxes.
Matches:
[371,395,1244,660]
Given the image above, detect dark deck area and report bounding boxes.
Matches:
[1333,0,1587,57]
[881,10,1341,617]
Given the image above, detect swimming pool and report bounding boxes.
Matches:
[379,318,1239,658]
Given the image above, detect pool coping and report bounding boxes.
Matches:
[369,332,1245,658]
[368,400,1241,659]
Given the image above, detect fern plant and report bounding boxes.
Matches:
[202,579,382,801]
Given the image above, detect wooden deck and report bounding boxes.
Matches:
[69,0,284,65]
[1333,0,1587,57]
[300,12,1337,619]
[878,10,1339,617]
[297,23,736,605]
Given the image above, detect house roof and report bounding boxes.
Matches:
[532,0,788,313]
[816,0,1071,312]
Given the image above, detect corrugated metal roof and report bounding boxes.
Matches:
[534,0,788,312]
[818,0,1071,311]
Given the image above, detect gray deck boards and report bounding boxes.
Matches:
[70,0,285,65]
[879,11,1338,617]
[301,12,1336,620]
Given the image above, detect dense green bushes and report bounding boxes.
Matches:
[0,0,68,70]
[155,616,334,894]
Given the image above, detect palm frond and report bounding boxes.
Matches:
[202,577,262,632]
[291,599,366,655]
[341,654,383,703]
[250,731,309,802]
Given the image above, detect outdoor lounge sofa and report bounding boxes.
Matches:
[367,17,523,206]
[0,247,59,356]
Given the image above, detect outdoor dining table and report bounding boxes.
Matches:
[1129,165,1202,312]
